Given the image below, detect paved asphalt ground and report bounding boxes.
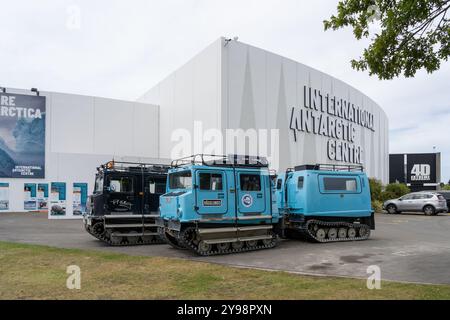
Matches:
[1,212,450,285]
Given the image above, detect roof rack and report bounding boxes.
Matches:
[294,164,364,172]
[98,160,170,174]
[171,154,269,168]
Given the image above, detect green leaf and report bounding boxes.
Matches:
[324,0,450,79]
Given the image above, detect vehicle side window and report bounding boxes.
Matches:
[401,194,413,200]
[240,174,261,191]
[323,177,357,192]
[276,179,282,190]
[199,173,223,191]
[297,177,304,189]
[94,176,104,193]
[412,194,423,200]
[109,177,133,193]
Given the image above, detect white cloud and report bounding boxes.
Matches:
[1,0,449,181]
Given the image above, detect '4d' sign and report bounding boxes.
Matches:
[290,86,375,164]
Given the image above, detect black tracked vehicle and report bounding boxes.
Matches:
[83,160,170,246]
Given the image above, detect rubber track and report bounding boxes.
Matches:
[178,227,278,256]
[157,227,187,250]
[86,228,165,246]
[302,220,371,243]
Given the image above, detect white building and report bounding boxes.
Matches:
[0,38,389,217]
[139,38,389,181]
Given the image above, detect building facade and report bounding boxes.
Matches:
[138,38,389,181]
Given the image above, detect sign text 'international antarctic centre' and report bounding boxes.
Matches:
[0,93,46,178]
[290,86,375,164]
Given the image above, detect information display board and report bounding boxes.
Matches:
[0,93,46,178]
[24,183,37,211]
[0,183,9,211]
[50,182,66,216]
[73,183,88,216]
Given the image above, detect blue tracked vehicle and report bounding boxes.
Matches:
[276,164,375,243]
[157,155,280,256]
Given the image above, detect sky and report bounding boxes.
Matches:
[1,0,449,182]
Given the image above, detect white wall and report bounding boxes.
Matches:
[0,88,163,216]
[138,38,222,159]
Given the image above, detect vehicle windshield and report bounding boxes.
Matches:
[169,171,192,190]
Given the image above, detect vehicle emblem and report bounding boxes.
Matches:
[242,194,253,207]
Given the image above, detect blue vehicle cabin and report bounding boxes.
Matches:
[276,164,374,243]
[157,154,280,256]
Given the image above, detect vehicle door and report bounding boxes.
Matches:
[90,174,105,215]
[236,169,266,215]
[144,176,166,215]
[105,174,138,214]
[275,176,284,209]
[397,194,414,211]
[286,173,304,210]
[195,169,228,215]
[410,194,426,211]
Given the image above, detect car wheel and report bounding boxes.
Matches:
[423,205,435,216]
[386,204,397,214]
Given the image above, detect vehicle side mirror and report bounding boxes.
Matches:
[399,198,403,201]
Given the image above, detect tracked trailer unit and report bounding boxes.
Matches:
[276,164,375,243]
[157,154,280,256]
[83,160,170,246]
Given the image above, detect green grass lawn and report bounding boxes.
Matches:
[1,241,449,300]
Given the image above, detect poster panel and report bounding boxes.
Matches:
[406,154,437,184]
[24,183,37,211]
[0,93,46,178]
[37,183,49,211]
[73,183,88,216]
[50,182,66,216]
[0,183,9,211]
